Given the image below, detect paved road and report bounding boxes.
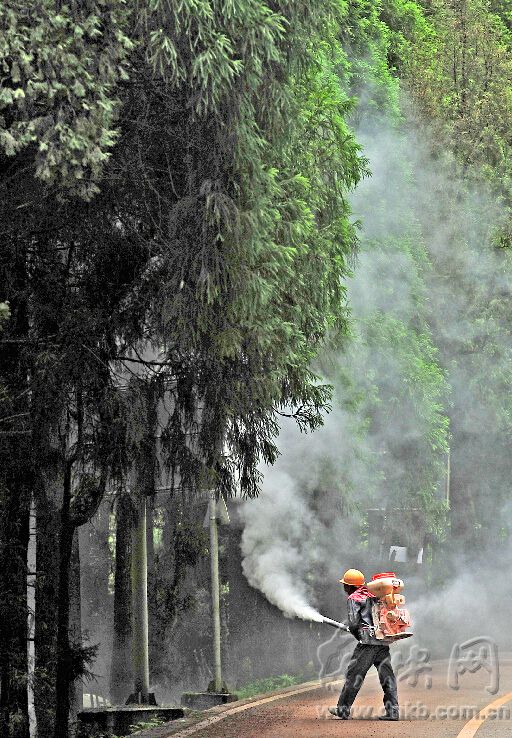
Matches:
[158,658,512,738]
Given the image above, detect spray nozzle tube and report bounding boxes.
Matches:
[321,616,350,631]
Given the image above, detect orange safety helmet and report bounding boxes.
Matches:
[339,568,365,586]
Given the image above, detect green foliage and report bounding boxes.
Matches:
[0,0,133,197]
[0,1,367,502]
[105,0,368,498]
[338,0,512,545]
[296,2,451,531]
[0,302,10,323]
[235,673,302,699]
[342,0,401,120]
[490,0,512,29]
[401,0,512,206]
[128,716,166,733]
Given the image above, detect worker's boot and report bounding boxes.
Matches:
[328,707,350,719]
[379,708,399,721]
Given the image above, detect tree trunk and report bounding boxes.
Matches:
[69,531,82,737]
[146,496,155,621]
[0,480,30,738]
[34,459,63,737]
[110,494,133,704]
[131,496,150,700]
[146,497,155,577]
[149,498,176,684]
[0,246,32,738]
[53,461,76,738]
[27,498,37,738]
[80,499,113,701]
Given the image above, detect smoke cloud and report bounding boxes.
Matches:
[240,95,512,659]
[240,406,371,623]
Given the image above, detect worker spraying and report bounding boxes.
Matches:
[328,569,412,721]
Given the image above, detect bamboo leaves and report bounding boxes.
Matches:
[0,0,133,197]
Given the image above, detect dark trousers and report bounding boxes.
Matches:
[337,643,398,716]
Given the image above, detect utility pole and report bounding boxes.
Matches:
[182,493,234,710]
[128,380,157,705]
[209,490,222,693]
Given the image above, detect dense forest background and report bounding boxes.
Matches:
[1,1,512,737]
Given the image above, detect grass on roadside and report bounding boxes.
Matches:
[234,673,307,700]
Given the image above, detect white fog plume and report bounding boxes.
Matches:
[240,409,368,623]
[240,469,324,622]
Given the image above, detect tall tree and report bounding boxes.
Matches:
[1,1,366,735]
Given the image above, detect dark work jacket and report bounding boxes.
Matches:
[346,586,384,646]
